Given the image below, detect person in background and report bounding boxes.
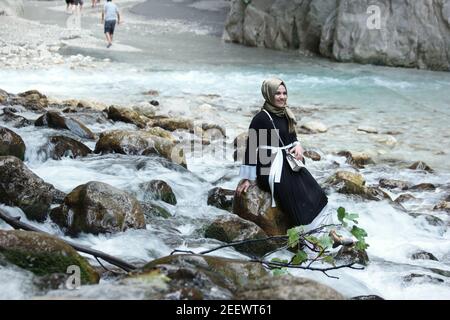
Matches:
[92,0,99,8]
[73,0,84,12]
[101,0,120,48]
[65,0,74,13]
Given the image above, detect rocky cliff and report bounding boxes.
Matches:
[0,0,24,16]
[223,0,450,71]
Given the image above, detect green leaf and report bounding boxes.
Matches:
[318,235,333,249]
[347,213,359,222]
[304,235,319,245]
[271,258,288,264]
[272,268,287,276]
[355,239,369,251]
[351,226,368,240]
[287,228,300,248]
[337,207,346,222]
[322,255,335,266]
[292,250,308,265]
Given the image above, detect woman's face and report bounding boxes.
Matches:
[273,85,287,108]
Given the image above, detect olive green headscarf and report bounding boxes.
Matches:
[261,78,297,133]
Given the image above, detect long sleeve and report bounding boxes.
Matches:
[239,117,260,181]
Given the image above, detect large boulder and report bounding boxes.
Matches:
[138,254,269,299]
[0,230,99,285]
[224,0,450,71]
[94,130,187,168]
[35,111,95,139]
[44,135,92,160]
[50,181,146,236]
[0,126,26,160]
[0,156,58,221]
[236,274,344,300]
[204,215,278,257]
[233,180,293,236]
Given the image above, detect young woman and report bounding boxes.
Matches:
[236,78,329,229]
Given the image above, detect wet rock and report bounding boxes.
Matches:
[300,121,328,133]
[149,117,194,132]
[138,254,269,299]
[304,150,321,161]
[138,180,177,205]
[14,90,48,111]
[334,246,369,266]
[144,127,177,143]
[411,251,438,261]
[408,161,434,173]
[233,180,293,236]
[94,130,186,168]
[433,201,450,213]
[35,111,95,139]
[0,126,26,160]
[326,171,388,201]
[45,135,92,160]
[0,109,33,128]
[403,273,444,285]
[394,193,416,203]
[204,215,278,257]
[201,123,227,137]
[0,230,99,284]
[207,187,234,212]
[357,126,378,134]
[350,295,384,300]
[236,275,344,300]
[410,183,436,191]
[107,105,148,129]
[50,181,146,236]
[140,202,172,220]
[408,212,445,227]
[337,151,374,168]
[379,179,410,190]
[0,156,57,221]
[149,100,159,106]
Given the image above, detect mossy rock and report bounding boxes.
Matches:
[0,230,99,284]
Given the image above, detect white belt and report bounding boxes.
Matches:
[258,142,296,207]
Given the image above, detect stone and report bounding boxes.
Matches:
[50,181,146,236]
[45,135,92,160]
[0,126,26,160]
[207,187,234,212]
[139,180,177,205]
[35,111,95,139]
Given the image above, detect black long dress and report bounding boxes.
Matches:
[241,110,328,225]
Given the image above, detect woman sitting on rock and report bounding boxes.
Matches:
[236,78,342,241]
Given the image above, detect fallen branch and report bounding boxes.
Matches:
[0,208,137,272]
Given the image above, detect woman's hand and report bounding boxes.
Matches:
[289,144,304,161]
[236,179,251,196]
